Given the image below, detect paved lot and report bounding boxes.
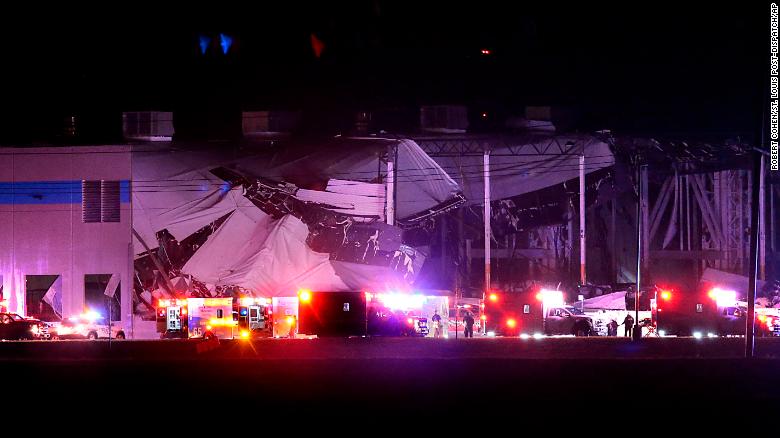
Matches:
[3,338,779,422]
[3,336,780,359]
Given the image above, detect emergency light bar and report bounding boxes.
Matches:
[536,289,564,307]
[708,287,738,306]
[372,293,426,310]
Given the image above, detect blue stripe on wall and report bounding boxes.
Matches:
[120,180,131,203]
[0,180,131,204]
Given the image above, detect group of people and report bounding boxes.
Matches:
[606,314,635,337]
[430,310,476,338]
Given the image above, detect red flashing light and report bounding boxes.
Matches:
[660,291,671,301]
[298,289,312,303]
[489,294,498,302]
[480,49,491,55]
[506,319,516,328]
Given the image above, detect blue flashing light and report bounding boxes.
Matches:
[219,34,233,54]
[198,35,210,55]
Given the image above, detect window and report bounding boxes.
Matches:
[82,180,120,223]
[25,275,62,321]
[523,304,531,314]
[216,309,223,319]
[696,303,703,313]
[85,274,121,322]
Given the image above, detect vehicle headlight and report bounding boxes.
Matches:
[31,325,39,334]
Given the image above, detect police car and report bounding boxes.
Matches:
[53,312,126,340]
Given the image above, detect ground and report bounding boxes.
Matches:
[3,337,779,426]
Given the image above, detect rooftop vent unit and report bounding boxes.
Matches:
[122,111,174,141]
[242,111,300,135]
[420,105,468,134]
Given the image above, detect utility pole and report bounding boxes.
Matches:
[579,153,586,285]
[483,149,491,334]
[759,154,767,280]
[746,152,761,358]
[634,161,647,342]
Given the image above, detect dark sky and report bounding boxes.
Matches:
[0,2,765,144]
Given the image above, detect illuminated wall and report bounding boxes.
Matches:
[0,146,132,328]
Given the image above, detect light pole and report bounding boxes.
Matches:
[634,161,647,341]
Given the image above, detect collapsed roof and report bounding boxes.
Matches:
[131,134,615,297]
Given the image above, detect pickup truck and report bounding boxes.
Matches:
[544,306,594,336]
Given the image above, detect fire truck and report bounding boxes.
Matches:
[297,290,367,337]
[156,296,272,339]
[296,289,448,338]
[484,288,594,337]
[653,284,780,337]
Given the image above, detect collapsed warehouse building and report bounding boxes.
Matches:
[2,110,777,338]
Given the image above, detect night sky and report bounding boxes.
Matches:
[0,2,764,144]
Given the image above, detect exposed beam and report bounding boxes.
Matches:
[649,176,674,244]
[650,250,725,260]
[690,174,724,245]
[469,248,555,259]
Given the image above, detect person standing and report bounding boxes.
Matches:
[622,314,635,338]
[288,315,297,339]
[463,312,475,338]
[431,310,443,338]
[607,319,618,336]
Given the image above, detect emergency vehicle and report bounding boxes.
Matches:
[297,289,448,338]
[653,284,780,337]
[53,311,126,340]
[156,296,272,339]
[449,299,483,336]
[297,290,367,337]
[484,288,594,336]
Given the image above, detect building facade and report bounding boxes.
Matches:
[0,146,133,331]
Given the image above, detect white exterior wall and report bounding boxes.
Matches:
[0,146,132,329]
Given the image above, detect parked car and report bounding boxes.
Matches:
[0,313,46,340]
